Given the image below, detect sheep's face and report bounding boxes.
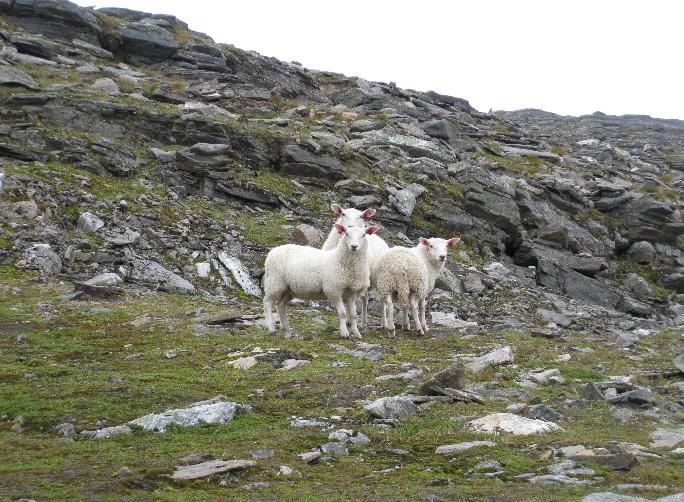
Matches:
[331,203,376,229]
[419,237,461,263]
[335,224,379,253]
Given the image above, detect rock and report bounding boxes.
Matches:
[662,272,684,293]
[279,359,310,370]
[227,356,258,370]
[330,342,390,361]
[150,147,176,162]
[649,427,684,448]
[249,448,274,459]
[6,0,101,41]
[89,78,119,94]
[581,493,650,502]
[54,423,75,436]
[128,397,241,432]
[466,346,514,372]
[24,244,62,276]
[320,441,348,455]
[435,441,496,454]
[500,145,562,162]
[278,465,299,477]
[623,273,652,299]
[569,453,637,471]
[196,262,210,278]
[279,143,345,180]
[583,382,605,400]
[297,451,321,463]
[674,354,684,374]
[72,38,113,58]
[363,396,420,419]
[606,389,656,406]
[217,252,261,296]
[469,413,563,435]
[81,425,132,439]
[293,224,322,245]
[529,474,593,486]
[124,259,195,293]
[171,459,255,480]
[328,429,370,445]
[536,309,572,328]
[117,21,180,63]
[525,404,563,423]
[0,67,40,89]
[429,312,478,330]
[177,451,212,465]
[0,171,4,194]
[419,365,465,394]
[525,368,565,384]
[150,88,186,104]
[290,417,331,428]
[190,143,232,156]
[77,212,104,232]
[389,189,416,216]
[627,241,656,264]
[455,168,520,231]
[463,273,486,294]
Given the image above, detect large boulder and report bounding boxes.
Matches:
[23,244,62,276]
[2,0,101,42]
[279,143,345,180]
[115,21,180,63]
[611,196,684,245]
[662,272,684,293]
[123,258,195,293]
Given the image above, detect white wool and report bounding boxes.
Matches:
[263,225,377,338]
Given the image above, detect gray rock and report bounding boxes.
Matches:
[606,389,655,406]
[297,451,321,463]
[249,448,274,459]
[72,38,113,58]
[89,78,119,94]
[217,252,261,296]
[463,273,486,294]
[529,474,593,485]
[171,459,255,480]
[293,224,322,245]
[419,365,465,394]
[470,413,563,435]
[190,143,231,156]
[536,308,572,328]
[77,212,105,232]
[662,272,684,293]
[623,273,652,299]
[81,425,132,439]
[674,354,684,374]
[363,396,420,419]
[24,244,62,276]
[150,148,176,162]
[649,427,684,448]
[279,143,344,180]
[466,346,514,372]
[124,258,195,293]
[627,241,656,264]
[128,398,240,432]
[118,21,180,62]
[389,189,416,216]
[54,422,75,436]
[0,67,40,89]
[435,441,496,454]
[320,441,348,455]
[581,493,649,502]
[525,404,563,423]
[0,172,5,195]
[150,88,186,104]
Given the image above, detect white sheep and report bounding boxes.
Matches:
[321,203,390,328]
[263,223,379,339]
[376,236,460,337]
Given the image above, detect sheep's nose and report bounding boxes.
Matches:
[439,255,446,261]
[350,244,359,251]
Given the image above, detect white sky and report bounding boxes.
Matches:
[73,0,684,119]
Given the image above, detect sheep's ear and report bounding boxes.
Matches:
[419,237,430,247]
[447,237,461,247]
[331,203,343,215]
[362,208,376,220]
[365,225,380,235]
[334,223,346,234]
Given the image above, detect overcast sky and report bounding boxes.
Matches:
[73,0,683,119]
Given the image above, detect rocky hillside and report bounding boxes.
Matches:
[0,2,682,501]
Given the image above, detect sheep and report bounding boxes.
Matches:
[321,203,390,328]
[376,236,460,337]
[263,223,379,339]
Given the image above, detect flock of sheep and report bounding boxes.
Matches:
[262,204,460,338]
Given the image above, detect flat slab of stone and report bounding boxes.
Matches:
[172,459,255,480]
[128,398,238,432]
[649,427,684,449]
[470,413,563,435]
[466,346,514,372]
[364,396,419,419]
[0,67,39,89]
[435,441,496,454]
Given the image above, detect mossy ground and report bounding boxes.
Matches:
[1,265,682,501]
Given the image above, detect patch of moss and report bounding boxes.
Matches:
[234,210,288,247]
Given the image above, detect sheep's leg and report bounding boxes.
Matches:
[410,296,423,336]
[383,295,395,338]
[361,292,368,330]
[276,294,294,338]
[335,297,350,338]
[380,302,387,329]
[402,306,410,331]
[419,298,429,333]
[263,296,275,334]
[345,294,362,339]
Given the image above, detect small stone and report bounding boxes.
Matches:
[582,383,604,401]
[278,465,300,477]
[54,423,75,436]
[249,448,274,459]
[279,359,310,370]
[77,212,105,232]
[363,396,420,419]
[466,346,514,372]
[297,451,321,463]
[171,459,255,480]
[435,441,496,454]
[164,350,177,359]
[227,356,258,370]
[90,78,119,94]
[177,451,212,465]
[320,441,348,455]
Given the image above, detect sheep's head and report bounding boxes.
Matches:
[335,224,379,253]
[331,203,376,228]
[418,236,461,263]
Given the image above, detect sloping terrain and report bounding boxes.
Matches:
[0,2,682,501]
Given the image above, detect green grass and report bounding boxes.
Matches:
[234,210,289,248]
[0,264,682,501]
[485,153,548,175]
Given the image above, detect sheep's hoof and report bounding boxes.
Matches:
[416,329,425,337]
[386,329,396,338]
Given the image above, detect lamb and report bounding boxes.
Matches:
[263,224,379,339]
[321,203,390,328]
[376,236,460,337]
